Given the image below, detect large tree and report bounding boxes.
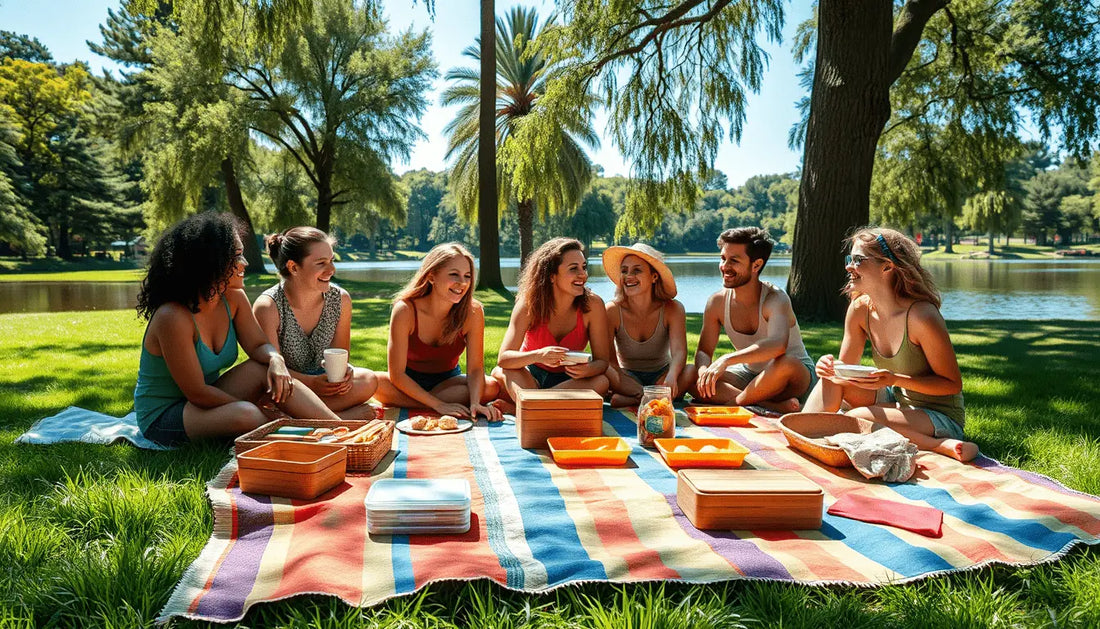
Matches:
[97,2,268,271]
[546,0,1100,320]
[229,0,435,233]
[0,57,128,259]
[0,114,45,256]
[444,7,598,266]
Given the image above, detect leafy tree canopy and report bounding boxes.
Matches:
[541,0,784,238]
[0,31,53,63]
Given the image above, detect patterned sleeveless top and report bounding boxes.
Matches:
[259,283,342,375]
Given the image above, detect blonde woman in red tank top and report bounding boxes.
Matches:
[804,227,979,462]
[372,244,503,421]
[492,238,611,409]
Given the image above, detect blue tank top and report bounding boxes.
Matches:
[134,299,239,432]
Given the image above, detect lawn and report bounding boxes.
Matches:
[920,241,1100,260]
[1,282,1099,627]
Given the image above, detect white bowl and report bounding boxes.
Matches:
[560,351,592,365]
[833,363,878,379]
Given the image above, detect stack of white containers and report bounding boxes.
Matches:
[365,478,471,535]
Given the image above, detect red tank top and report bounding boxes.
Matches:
[405,301,466,373]
[520,306,588,373]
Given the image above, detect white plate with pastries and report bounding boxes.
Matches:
[396,415,474,436]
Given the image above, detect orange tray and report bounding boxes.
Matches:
[547,437,631,466]
[654,438,750,469]
[684,406,754,426]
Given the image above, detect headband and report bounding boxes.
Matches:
[876,234,898,263]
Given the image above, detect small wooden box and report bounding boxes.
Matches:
[516,389,604,449]
[237,441,347,500]
[677,469,823,530]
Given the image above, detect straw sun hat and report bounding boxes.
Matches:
[601,243,677,298]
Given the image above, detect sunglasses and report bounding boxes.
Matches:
[845,254,872,267]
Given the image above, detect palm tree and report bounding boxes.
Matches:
[443,6,598,266]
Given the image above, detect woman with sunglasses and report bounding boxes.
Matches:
[805,227,979,462]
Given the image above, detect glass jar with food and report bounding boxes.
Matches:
[638,385,675,448]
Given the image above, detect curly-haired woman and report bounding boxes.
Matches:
[134,213,339,446]
[492,238,610,405]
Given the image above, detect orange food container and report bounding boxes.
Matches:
[547,437,631,466]
[237,441,346,500]
[654,438,749,469]
[684,406,755,427]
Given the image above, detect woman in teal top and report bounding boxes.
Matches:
[804,227,979,462]
[134,213,340,446]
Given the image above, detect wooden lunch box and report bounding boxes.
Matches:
[677,469,824,530]
[516,388,604,449]
[237,441,347,500]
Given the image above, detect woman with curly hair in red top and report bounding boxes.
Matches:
[492,238,611,407]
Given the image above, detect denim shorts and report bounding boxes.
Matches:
[725,357,818,405]
[141,399,190,447]
[406,365,462,392]
[624,365,669,387]
[527,364,572,389]
[880,386,965,440]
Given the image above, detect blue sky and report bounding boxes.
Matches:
[0,0,812,187]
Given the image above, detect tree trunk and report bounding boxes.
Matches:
[517,199,535,267]
[789,0,894,322]
[988,230,994,255]
[315,146,335,234]
[58,218,71,260]
[476,0,504,291]
[221,158,265,274]
[943,217,955,253]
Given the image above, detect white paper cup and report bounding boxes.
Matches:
[322,348,349,382]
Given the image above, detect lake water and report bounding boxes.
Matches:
[2,256,1099,320]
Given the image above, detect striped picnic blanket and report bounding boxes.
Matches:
[160,407,1100,623]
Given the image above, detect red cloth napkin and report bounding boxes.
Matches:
[827,493,944,537]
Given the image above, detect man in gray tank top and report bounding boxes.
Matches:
[691,227,817,414]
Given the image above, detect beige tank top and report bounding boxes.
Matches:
[722,282,811,373]
[614,303,671,371]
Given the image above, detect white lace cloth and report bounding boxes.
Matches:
[825,427,918,482]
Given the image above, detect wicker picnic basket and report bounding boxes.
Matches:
[234,418,394,473]
[776,413,878,468]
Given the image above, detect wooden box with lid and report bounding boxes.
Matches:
[677,469,824,530]
[515,389,604,449]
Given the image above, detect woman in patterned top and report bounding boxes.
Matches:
[253,227,378,420]
[372,243,503,420]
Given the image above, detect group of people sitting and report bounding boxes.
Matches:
[133,212,977,462]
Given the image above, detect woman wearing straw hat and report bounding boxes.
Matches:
[602,243,694,408]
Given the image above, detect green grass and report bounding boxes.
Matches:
[920,241,1100,260]
[1,283,1099,627]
